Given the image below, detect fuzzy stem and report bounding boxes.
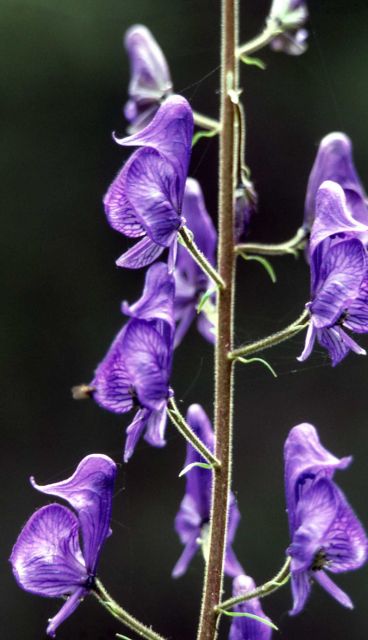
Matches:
[193,111,221,132]
[196,1,238,639]
[237,19,282,57]
[235,227,307,257]
[229,309,310,360]
[217,557,291,611]
[93,580,166,640]
[167,398,220,469]
[179,226,225,290]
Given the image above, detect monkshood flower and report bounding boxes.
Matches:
[10,455,117,637]
[91,263,175,461]
[172,404,243,578]
[124,25,173,133]
[104,95,193,270]
[229,575,272,640]
[304,132,368,233]
[174,178,217,346]
[284,424,367,615]
[269,0,308,56]
[298,182,368,365]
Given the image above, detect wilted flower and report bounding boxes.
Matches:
[229,575,272,640]
[299,181,368,365]
[124,25,173,133]
[269,0,308,56]
[10,455,117,637]
[172,404,243,578]
[174,178,217,346]
[84,263,175,461]
[104,95,193,270]
[284,424,367,614]
[304,132,368,233]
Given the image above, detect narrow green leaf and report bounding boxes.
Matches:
[197,287,216,314]
[116,634,134,640]
[236,357,277,378]
[240,253,277,283]
[218,609,278,631]
[240,54,267,70]
[192,128,219,147]
[179,461,212,477]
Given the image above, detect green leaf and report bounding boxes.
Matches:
[116,634,134,640]
[179,461,212,477]
[236,356,277,378]
[192,127,219,147]
[197,287,216,314]
[218,609,278,631]
[240,253,277,283]
[240,54,267,70]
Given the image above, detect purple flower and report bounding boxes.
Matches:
[104,95,193,270]
[229,575,272,640]
[284,424,367,615]
[235,181,257,242]
[304,132,368,233]
[269,0,308,56]
[124,25,173,133]
[172,404,243,578]
[10,455,117,637]
[298,182,368,365]
[174,178,217,346]
[92,265,174,461]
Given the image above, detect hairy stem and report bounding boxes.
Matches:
[93,580,166,640]
[235,226,307,256]
[237,19,281,57]
[217,557,291,611]
[196,1,239,639]
[179,226,225,290]
[167,398,220,468]
[229,309,310,360]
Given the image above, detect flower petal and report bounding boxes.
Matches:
[289,571,311,616]
[46,587,86,638]
[31,455,117,573]
[103,163,145,238]
[171,533,199,579]
[123,319,171,411]
[122,262,175,333]
[230,575,272,640]
[116,236,165,269]
[144,406,167,447]
[10,504,87,597]
[124,408,151,462]
[92,326,134,414]
[317,326,363,366]
[314,571,353,609]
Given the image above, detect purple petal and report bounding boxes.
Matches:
[124,25,172,132]
[174,305,196,348]
[289,571,311,616]
[92,326,134,414]
[345,276,368,332]
[317,326,365,366]
[103,163,145,238]
[304,132,367,230]
[10,504,87,597]
[270,28,308,56]
[31,455,117,572]
[46,587,86,638]
[224,546,245,579]
[115,95,193,200]
[311,239,366,328]
[197,312,216,344]
[123,147,183,245]
[122,262,175,334]
[297,321,316,362]
[284,423,351,535]
[183,404,214,519]
[144,406,167,447]
[314,571,353,609]
[123,319,171,411]
[124,408,150,462]
[171,533,199,579]
[116,236,165,269]
[310,181,367,256]
[230,575,272,640]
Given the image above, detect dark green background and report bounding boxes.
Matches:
[1,1,368,638]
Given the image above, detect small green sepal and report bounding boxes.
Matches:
[192,128,219,147]
[217,609,278,631]
[179,461,212,477]
[239,253,277,283]
[236,356,277,378]
[240,54,267,70]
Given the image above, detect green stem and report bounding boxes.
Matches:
[237,19,282,57]
[216,557,291,611]
[229,309,310,360]
[235,227,307,257]
[93,580,166,640]
[167,398,221,469]
[179,226,225,289]
[193,111,221,132]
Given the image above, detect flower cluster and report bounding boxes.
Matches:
[299,133,368,365]
[285,424,367,613]
[269,0,309,56]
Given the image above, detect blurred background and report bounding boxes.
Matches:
[1,0,368,638]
